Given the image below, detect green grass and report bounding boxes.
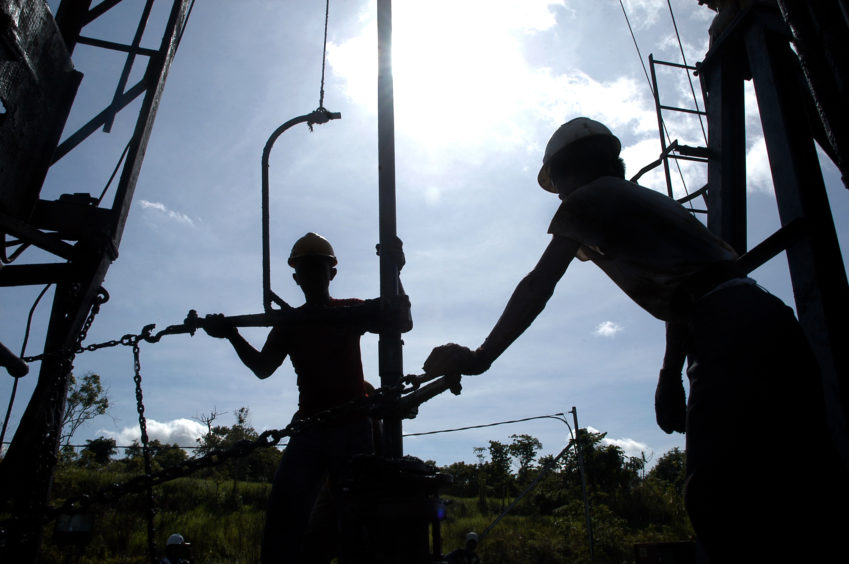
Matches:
[33,472,690,563]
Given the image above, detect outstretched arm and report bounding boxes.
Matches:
[203,314,287,379]
[424,235,579,376]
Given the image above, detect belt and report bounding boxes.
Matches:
[672,261,747,313]
[699,276,756,300]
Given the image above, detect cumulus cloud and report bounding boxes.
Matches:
[138,200,196,227]
[594,321,623,337]
[100,418,205,447]
[588,426,649,459]
[604,436,650,459]
[746,137,775,194]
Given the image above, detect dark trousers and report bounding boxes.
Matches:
[684,283,848,562]
[260,416,373,564]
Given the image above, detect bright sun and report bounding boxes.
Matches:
[329,1,561,150]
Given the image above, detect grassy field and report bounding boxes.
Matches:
[35,466,691,563]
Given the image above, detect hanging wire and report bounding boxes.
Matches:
[176,0,197,49]
[0,284,52,449]
[97,141,132,205]
[318,0,330,109]
[618,0,692,199]
[619,0,654,96]
[666,0,707,144]
[403,413,570,437]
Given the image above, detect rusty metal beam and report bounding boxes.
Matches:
[0,2,192,560]
[0,263,73,287]
[0,209,75,260]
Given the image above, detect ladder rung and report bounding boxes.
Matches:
[659,104,707,116]
[651,58,699,71]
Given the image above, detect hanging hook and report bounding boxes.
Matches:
[261,109,341,314]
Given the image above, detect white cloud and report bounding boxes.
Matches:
[619,0,667,29]
[138,199,196,227]
[100,418,205,447]
[746,136,775,195]
[588,425,650,458]
[330,2,658,166]
[594,320,623,337]
[604,436,650,459]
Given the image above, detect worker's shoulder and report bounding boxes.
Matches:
[329,297,365,307]
[570,176,665,201]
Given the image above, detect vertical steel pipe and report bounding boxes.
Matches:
[377,0,404,458]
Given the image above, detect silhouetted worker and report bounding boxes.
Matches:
[445,531,481,564]
[203,232,411,564]
[423,118,848,562]
[160,533,191,564]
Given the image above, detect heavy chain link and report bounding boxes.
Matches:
[21,376,438,527]
[131,339,157,563]
[6,298,456,536]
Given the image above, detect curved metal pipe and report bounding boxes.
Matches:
[261,108,340,314]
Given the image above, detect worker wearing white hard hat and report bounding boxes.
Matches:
[445,531,480,563]
[160,533,191,564]
[423,117,848,562]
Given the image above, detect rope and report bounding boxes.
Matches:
[666,0,707,144]
[319,0,330,109]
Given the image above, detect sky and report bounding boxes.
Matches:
[2,0,848,472]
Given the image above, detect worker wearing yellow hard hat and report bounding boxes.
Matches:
[203,232,411,563]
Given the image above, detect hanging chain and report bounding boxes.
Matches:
[11,371,460,529]
[36,288,111,483]
[131,339,157,563]
[78,288,110,346]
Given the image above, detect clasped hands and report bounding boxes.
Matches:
[422,343,490,377]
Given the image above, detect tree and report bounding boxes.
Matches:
[124,439,189,472]
[61,372,110,448]
[487,440,513,507]
[442,461,480,497]
[78,436,116,466]
[648,447,686,491]
[194,407,280,483]
[509,433,542,484]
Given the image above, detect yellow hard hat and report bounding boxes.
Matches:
[537,117,621,192]
[288,232,337,267]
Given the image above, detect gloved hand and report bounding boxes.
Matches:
[202,313,237,339]
[376,236,406,272]
[655,369,686,434]
[423,343,490,377]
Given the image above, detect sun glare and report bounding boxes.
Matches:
[329,1,563,152]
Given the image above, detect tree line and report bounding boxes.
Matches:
[30,372,693,562]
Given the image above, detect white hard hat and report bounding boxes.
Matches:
[466,531,479,543]
[537,117,621,192]
[166,533,185,546]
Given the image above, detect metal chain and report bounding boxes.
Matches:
[131,339,157,564]
[19,377,435,527]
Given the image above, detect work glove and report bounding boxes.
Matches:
[376,236,405,272]
[423,343,490,377]
[202,313,237,339]
[655,368,686,434]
